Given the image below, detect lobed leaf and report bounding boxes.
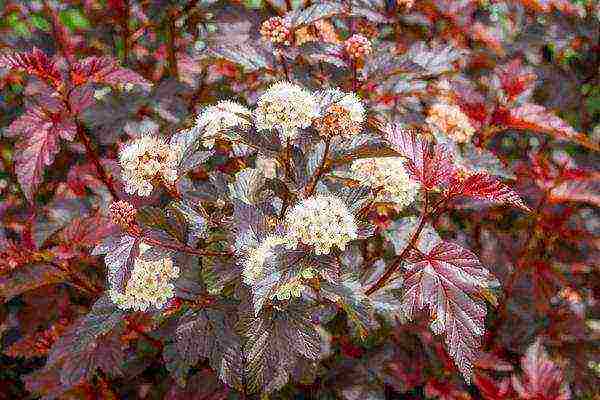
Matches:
[386,124,456,190]
[71,56,151,90]
[400,241,497,383]
[240,305,320,394]
[445,172,530,212]
[502,103,599,152]
[165,307,244,389]
[7,106,76,202]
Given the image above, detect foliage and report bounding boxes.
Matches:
[0,0,598,399]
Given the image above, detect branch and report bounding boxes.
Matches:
[304,138,331,197]
[166,8,179,80]
[75,122,119,200]
[365,191,430,296]
[141,234,233,258]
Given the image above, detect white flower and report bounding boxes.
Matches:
[314,88,365,137]
[109,243,180,312]
[327,88,365,124]
[119,135,180,196]
[350,157,419,208]
[285,195,358,255]
[254,82,319,142]
[426,102,476,144]
[194,100,251,148]
[242,235,289,285]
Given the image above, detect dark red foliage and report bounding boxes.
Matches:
[0,0,597,399]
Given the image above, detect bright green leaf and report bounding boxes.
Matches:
[59,8,91,31]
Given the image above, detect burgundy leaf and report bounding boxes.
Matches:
[517,0,585,16]
[7,106,76,202]
[489,59,537,104]
[501,103,599,152]
[166,370,230,400]
[445,173,530,212]
[401,241,497,383]
[549,173,600,207]
[473,373,513,400]
[0,47,62,86]
[511,338,571,400]
[386,124,456,190]
[71,56,151,90]
[0,264,68,302]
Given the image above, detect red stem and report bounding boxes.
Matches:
[75,123,119,200]
[305,138,331,197]
[365,192,430,295]
[141,234,233,258]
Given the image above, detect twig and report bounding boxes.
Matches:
[166,8,179,80]
[365,192,429,295]
[305,138,331,197]
[75,122,119,200]
[141,234,233,258]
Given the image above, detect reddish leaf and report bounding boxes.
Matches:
[548,173,600,207]
[518,0,585,16]
[6,106,76,202]
[473,373,513,400]
[71,56,151,90]
[5,319,70,359]
[502,103,599,152]
[166,369,230,400]
[445,173,530,211]
[400,241,497,383]
[0,264,68,302]
[46,296,124,387]
[511,338,571,400]
[0,47,62,86]
[424,377,472,400]
[386,124,456,189]
[489,59,536,104]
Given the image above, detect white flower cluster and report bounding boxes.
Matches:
[119,135,180,196]
[109,243,180,312]
[350,157,419,208]
[194,100,252,148]
[285,195,358,255]
[426,102,476,144]
[242,235,288,285]
[315,88,365,138]
[255,82,319,142]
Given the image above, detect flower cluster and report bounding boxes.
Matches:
[314,89,365,138]
[285,195,358,255]
[242,235,289,285]
[194,100,252,148]
[109,243,180,312]
[344,34,372,59]
[426,102,476,144]
[260,17,292,46]
[109,200,137,229]
[350,157,419,208]
[119,135,180,196]
[255,82,319,141]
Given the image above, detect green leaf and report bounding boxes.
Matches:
[59,8,91,31]
[30,14,51,31]
[244,0,263,8]
[7,12,31,38]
